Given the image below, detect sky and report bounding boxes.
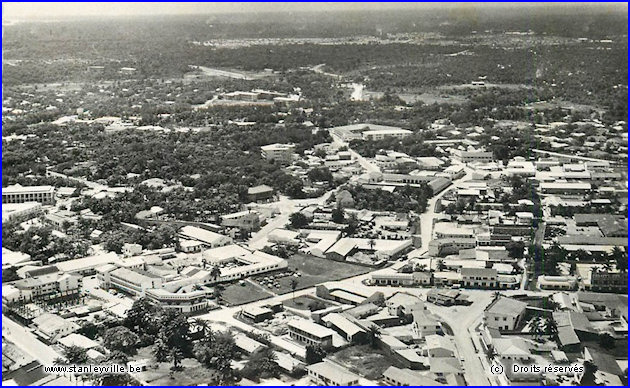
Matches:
[3,2,625,20]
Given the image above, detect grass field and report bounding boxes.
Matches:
[220,281,275,306]
[329,345,397,380]
[260,253,373,295]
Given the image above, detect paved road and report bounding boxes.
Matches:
[2,314,63,366]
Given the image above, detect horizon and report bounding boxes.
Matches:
[3,2,627,21]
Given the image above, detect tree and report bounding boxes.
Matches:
[506,241,525,259]
[94,351,132,386]
[368,238,376,251]
[290,278,299,300]
[153,337,170,362]
[331,207,345,224]
[305,345,326,364]
[62,345,89,364]
[366,325,382,348]
[530,315,544,342]
[125,297,159,335]
[169,348,184,371]
[210,265,221,281]
[102,326,139,354]
[543,316,559,343]
[241,347,279,381]
[611,246,627,272]
[289,212,309,229]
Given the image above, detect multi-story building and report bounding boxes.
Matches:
[260,143,296,163]
[484,296,528,331]
[1,202,43,224]
[460,268,498,289]
[107,267,163,296]
[145,288,210,314]
[287,319,334,349]
[589,269,627,293]
[451,148,493,164]
[2,185,55,205]
[179,225,232,252]
[362,128,412,141]
[220,210,260,232]
[7,273,81,304]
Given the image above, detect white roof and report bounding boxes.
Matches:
[288,319,335,339]
[57,333,99,349]
[180,226,230,245]
[56,252,119,273]
[2,184,54,194]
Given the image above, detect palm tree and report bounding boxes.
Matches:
[366,325,382,348]
[543,316,559,343]
[492,291,502,301]
[530,315,544,342]
[368,239,376,251]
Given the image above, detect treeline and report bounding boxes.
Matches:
[343,184,433,213]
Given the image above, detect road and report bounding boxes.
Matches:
[330,133,380,174]
[2,314,63,366]
[248,191,334,249]
[47,168,108,191]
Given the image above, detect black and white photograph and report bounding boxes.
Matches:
[1,2,628,386]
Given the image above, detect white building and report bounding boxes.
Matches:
[261,143,296,163]
[179,226,232,251]
[484,296,528,331]
[2,185,55,205]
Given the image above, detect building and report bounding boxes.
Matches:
[451,148,493,164]
[460,268,498,289]
[32,313,80,343]
[321,313,366,343]
[2,202,43,224]
[382,366,444,386]
[54,252,120,276]
[179,226,232,251]
[122,243,143,257]
[107,267,163,296]
[242,305,274,323]
[233,333,266,355]
[411,310,442,338]
[287,319,334,349]
[260,143,296,163]
[2,185,55,205]
[537,275,578,291]
[424,335,456,358]
[362,128,413,141]
[428,238,477,256]
[145,288,211,314]
[247,185,274,202]
[484,297,527,331]
[426,289,469,306]
[370,270,432,287]
[540,182,592,194]
[201,245,288,283]
[10,273,81,304]
[307,361,360,386]
[220,210,260,232]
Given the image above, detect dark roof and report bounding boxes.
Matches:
[586,348,623,376]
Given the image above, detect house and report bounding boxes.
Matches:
[247,185,274,202]
[461,268,498,289]
[274,351,305,374]
[583,347,624,386]
[268,228,300,246]
[307,360,360,386]
[287,319,334,349]
[412,310,442,338]
[386,293,425,317]
[382,366,444,386]
[32,313,80,343]
[122,243,143,257]
[484,297,527,331]
[321,313,366,343]
[492,337,532,362]
[54,252,120,276]
[429,357,464,382]
[424,335,456,358]
[179,226,232,251]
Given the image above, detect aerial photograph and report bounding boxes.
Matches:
[1,2,627,386]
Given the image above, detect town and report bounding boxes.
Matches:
[2,3,628,387]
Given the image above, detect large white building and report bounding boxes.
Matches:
[2,185,55,205]
[106,267,164,296]
[484,296,528,331]
[179,226,232,252]
[201,244,288,283]
[261,143,296,163]
[145,288,211,314]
